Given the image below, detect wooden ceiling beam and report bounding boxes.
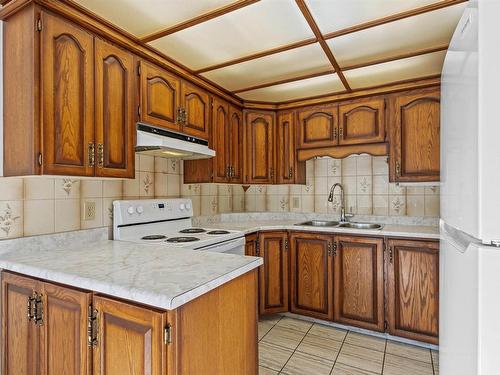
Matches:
[232,69,335,94]
[324,0,467,40]
[195,37,317,74]
[294,0,351,91]
[141,0,259,43]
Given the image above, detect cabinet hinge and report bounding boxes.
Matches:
[37,153,43,167]
[284,239,288,252]
[87,306,99,347]
[137,105,141,118]
[384,99,387,110]
[137,64,141,76]
[164,323,172,345]
[36,17,42,32]
[384,320,389,331]
[256,240,260,256]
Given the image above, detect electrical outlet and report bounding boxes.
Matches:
[84,201,96,221]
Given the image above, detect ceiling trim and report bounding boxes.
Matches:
[294,0,351,91]
[323,0,467,40]
[195,37,318,74]
[232,69,336,94]
[342,44,449,71]
[141,0,259,43]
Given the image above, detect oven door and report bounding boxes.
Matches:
[197,237,245,255]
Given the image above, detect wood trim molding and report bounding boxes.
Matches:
[195,38,318,74]
[324,0,467,40]
[294,0,351,91]
[233,69,335,94]
[141,0,259,43]
[297,142,389,161]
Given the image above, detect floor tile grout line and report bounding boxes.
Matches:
[381,337,388,374]
[328,328,349,375]
[259,315,284,343]
[430,349,436,375]
[278,322,315,374]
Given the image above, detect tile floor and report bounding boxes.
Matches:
[258,315,439,375]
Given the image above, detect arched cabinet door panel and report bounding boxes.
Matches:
[229,106,243,183]
[390,88,440,182]
[41,12,95,176]
[139,61,181,132]
[244,111,275,184]
[181,82,210,140]
[95,38,135,178]
[297,105,338,149]
[212,98,230,183]
[338,98,385,146]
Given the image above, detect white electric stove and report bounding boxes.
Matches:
[113,199,245,255]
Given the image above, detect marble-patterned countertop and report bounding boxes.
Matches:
[0,232,262,310]
[205,220,440,240]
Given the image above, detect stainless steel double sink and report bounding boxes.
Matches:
[295,220,383,230]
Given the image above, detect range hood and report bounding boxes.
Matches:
[135,123,215,160]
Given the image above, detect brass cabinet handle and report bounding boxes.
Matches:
[327,242,332,257]
[33,292,43,326]
[333,127,338,140]
[288,167,293,179]
[270,168,274,179]
[339,126,344,139]
[183,108,187,125]
[27,292,36,322]
[97,144,104,168]
[87,306,99,347]
[395,161,401,177]
[88,143,95,167]
[333,241,338,257]
[176,107,183,124]
[389,246,394,263]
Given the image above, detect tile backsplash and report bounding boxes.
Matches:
[0,154,439,240]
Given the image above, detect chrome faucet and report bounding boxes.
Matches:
[328,183,350,223]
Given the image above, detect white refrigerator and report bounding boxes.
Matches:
[440,1,500,374]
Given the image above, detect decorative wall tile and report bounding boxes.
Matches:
[201,195,218,216]
[55,178,80,199]
[0,178,23,200]
[0,201,23,239]
[139,155,155,172]
[154,157,169,173]
[373,175,389,195]
[342,156,357,176]
[357,176,372,195]
[81,180,103,198]
[373,195,389,216]
[302,195,314,213]
[356,195,373,215]
[167,158,180,174]
[154,173,168,197]
[389,183,406,195]
[425,195,440,217]
[139,172,154,197]
[314,158,329,177]
[356,155,372,175]
[314,195,328,214]
[373,156,389,175]
[24,200,55,236]
[342,176,357,195]
[345,195,357,214]
[24,178,54,200]
[55,199,80,232]
[167,174,180,197]
[102,180,122,198]
[301,183,314,196]
[102,198,116,227]
[327,158,342,176]
[123,174,140,197]
[314,177,328,195]
[407,186,425,195]
[407,195,425,216]
[389,195,406,216]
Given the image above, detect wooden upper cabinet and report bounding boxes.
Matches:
[297,105,338,149]
[93,296,167,375]
[338,98,385,145]
[333,236,384,332]
[229,106,244,183]
[181,81,210,139]
[390,88,440,182]
[139,60,181,132]
[276,111,305,184]
[258,231,289,315]
[1,272,39,375]
[212,97,230,183]
[245,111,275,184]
[94,38,136,178]
[290,232,334,321]
[386,239,439,344]
[39,282,92,375]
[41,12,95,177]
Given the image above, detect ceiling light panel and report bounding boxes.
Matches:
[201,43,331,92]
[328,4,466,68]
[305,0,443,34]
[148,0,314,70]
[238,74,345,102]
[344,50,446,89]
[74,0,238,37]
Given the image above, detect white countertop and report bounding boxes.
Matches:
[0,235,262,310]
[205,220,440,240]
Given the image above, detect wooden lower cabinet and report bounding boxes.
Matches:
[245,233,258,256]
[258,231,289,315]
[1,270,258,375]
[333,236,384,331]
[386,239,439,344]
[289,232,334,321]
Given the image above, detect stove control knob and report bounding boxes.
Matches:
[179,203,186,211]
[127,206,135,215]
[185,203,192,210]
[136,206,144,214]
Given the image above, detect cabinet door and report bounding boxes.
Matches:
[338,98,385,145]
[390,89,440,182]
[41,12,95,176]
[290,232,334,320]
[333,236,384,331]
[1,272,39,375]
[386,239,439,344]
[139,61,181,131]
[229,106,244,183]
[39,282,92,375]
[94,38,136,178]
[212,97,230,183]
[93,296,167,375]
[276,111,296,184]
[245,111,275,184]
[297,105,338,149]
[258,231,289,315]
[245,233,258,256]
[181,81,210,139]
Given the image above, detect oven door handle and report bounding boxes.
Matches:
[198,237,245,254]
